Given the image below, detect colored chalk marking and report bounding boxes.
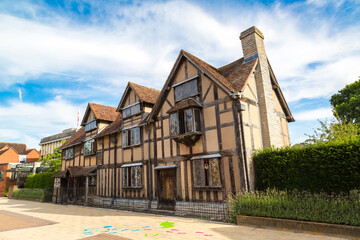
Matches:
[160,221,174,229]
[108,232,118,234]
[144,229,152,230]
[100,230,109,233]
[132,229,140,231]
[177,232,186,234]
[204,235,213,236]
[153,234,159,236]
[84,232,94,235]
[112,228,117,230]
[121,229,129,231]
[171,229,178,231]
[195,232,204,234]
[142,226,150,228]
[84,226,112,231]
[166,231,172,233]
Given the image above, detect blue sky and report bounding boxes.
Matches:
[0,0,359,148]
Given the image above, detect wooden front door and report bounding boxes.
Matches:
[158,168,176,210]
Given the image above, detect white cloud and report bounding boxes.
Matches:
[0,0,359,146]
[0,96,82,149]
[294,107,333,121]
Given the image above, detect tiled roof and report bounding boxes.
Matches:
[89,103,118,122]
[129,82,161,104]
[0,142,26,154]
[182,50,258,92]
[95,113,123,139]
[52,171,66,178]
[59,127,85,150]
[0,149,9,155]
[24,149,39,155]
[218,58,258,91]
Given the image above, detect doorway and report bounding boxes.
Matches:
[157,168,176,210]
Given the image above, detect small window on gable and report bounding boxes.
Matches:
[122,103,141,118]
[174,78,198,102]
[193,158,221,188]
[122,127,141,147]
[85,120,97,132]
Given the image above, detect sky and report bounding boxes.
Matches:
[0,0,359,149]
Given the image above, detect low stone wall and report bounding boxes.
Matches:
[237,215,360,239]
[88,196,157,211]
[175,201,228,220]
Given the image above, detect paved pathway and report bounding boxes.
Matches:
[0,198,345,240]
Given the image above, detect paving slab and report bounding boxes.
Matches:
[0,198,345,240]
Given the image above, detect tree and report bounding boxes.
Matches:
[38,140,65,173]
[330,78,360,124]
[304,117,359,145]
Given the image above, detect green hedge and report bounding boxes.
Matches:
[230,189,360,226]
[254,140,360,193]
[24,172,55,189]
[12,188,53,202]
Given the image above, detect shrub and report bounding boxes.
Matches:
[254,140,360,193]
[230,189,360,226]
[24,172,55,189]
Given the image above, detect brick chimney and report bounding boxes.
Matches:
[240,26,282,148]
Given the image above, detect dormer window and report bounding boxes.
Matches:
[85,120,97,132]
[174,77,198,102]
[122,103,141,118]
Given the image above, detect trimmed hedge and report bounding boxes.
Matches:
[230,189,360,226]
[254,140,360,193]
[24,172,55,189]
[12,188,53,202]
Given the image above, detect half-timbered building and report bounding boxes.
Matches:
[54,26,294,216]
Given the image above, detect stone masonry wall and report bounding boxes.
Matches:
[240,26,283,148]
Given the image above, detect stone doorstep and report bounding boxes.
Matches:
[237,215,360,239]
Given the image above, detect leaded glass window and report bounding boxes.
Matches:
[170,108,201,136]
[85,120,97,132]
[192,158,221,187]
[122,103,141,118]
[174,79,198,101]
[65,148,74,159]
[84,139,95,156]
[122,166,142,188]
[184,109,193,133]
[122,127,141,147]
[170,113,179,135]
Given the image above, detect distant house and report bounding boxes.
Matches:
[39,128,78,157]
[0,142,40,195]
[54,26,294,216]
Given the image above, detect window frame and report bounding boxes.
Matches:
[173,77,199,102]
[85,120,97,132]
[64,148,74,159]
[122,103,141,119]
[169,108,202,136]
[84,139,96,156]
[122,166,142,189]
[192,158,222,188]
[122,127,141,147]
[0,170,4,181]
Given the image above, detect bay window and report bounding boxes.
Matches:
[170,108,201,136]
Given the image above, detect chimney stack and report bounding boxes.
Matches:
[240,26,282,148]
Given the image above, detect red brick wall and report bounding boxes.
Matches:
[0,164,16,196]
[0,148,19,164]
